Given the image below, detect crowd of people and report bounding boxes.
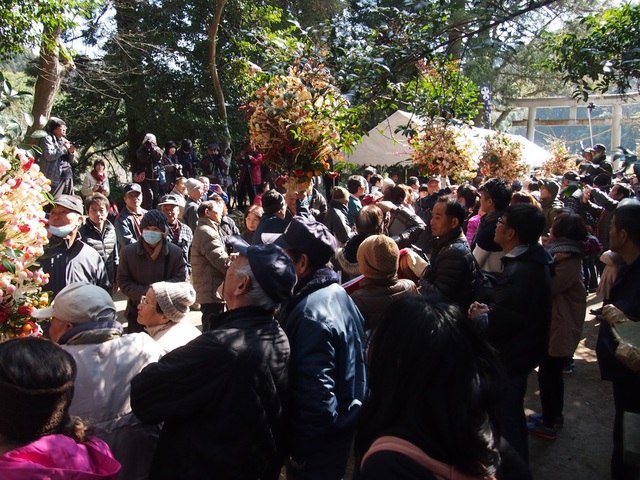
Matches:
[1,129,638,479]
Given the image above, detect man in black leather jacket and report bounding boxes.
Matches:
[131,240,297,480]
[421,195,476,312]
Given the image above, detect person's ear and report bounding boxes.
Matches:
[619,228,629,245]
[235,275,251,296]
[294,253,311,278]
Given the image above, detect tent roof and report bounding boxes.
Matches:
[345,110,552,169]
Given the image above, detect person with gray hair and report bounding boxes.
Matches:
[31,282,165,480]
[191,198,230,331]
[137,281,201,353]
[131,238,296,479]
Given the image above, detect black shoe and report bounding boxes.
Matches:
[590,307,603,315]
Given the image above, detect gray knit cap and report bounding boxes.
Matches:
[140,210,169,231]
[152,282,195,322]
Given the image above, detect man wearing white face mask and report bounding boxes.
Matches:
[117,210,188,333]
[41,194,110,300]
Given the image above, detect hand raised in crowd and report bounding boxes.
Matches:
[468,301,489,320]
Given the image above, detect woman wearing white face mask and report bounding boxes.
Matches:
[117,210,189,333]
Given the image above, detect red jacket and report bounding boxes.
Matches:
[240,151,263,185]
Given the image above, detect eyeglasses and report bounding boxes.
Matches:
[140,295,149,305]
[497,218,510,228]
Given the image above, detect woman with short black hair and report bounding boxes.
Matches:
[0,337,120,478]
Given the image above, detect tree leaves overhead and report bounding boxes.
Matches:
[542,3,640,101]
[12,0,614,173]
[0,0,97,60]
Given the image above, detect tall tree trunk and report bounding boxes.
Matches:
[446,0,466,60]
[114,0,143,172]
[207,0,231,151]
[28,26,75,134]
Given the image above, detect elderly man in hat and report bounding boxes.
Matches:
[32,282,165,480]
[131,239,296,480]
[274,216,366,480]
[41,194,109,299]
[115,183,148,250]
[117,210,188,333]
[181,178,204,232]
[158,193,193,273]
[38,117,76,198]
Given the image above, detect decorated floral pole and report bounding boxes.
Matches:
[246,61,357,194]
[409,119,479,183]
[478,132,528,182]
[0,141,51,340]
[542,139,574,177]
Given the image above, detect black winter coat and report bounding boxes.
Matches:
[131,306,290,480]
[483,244,553,376]
[422,229,476,311]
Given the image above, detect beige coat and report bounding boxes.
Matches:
[548,253,587,357]
[190,217,228,304]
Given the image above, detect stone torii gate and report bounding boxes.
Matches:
[509,93,640,150]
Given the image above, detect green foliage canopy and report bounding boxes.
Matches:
[543,3,640,101]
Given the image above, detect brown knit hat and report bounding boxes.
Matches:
[357,234,399,279]
[151,282,196,322]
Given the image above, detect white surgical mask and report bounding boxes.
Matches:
[142,230,163,245]
[49,224,75,238]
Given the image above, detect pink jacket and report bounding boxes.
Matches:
[465,214,481,245]
[0,434,121,479]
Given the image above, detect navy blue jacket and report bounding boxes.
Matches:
[279,268,367,464]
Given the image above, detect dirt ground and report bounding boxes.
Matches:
[527,293,615,479]
[115,292,615,479]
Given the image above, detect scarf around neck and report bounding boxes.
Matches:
[91,169,107,183]
[58,320,123,346]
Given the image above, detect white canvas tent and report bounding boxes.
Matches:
[345,110,552,169]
